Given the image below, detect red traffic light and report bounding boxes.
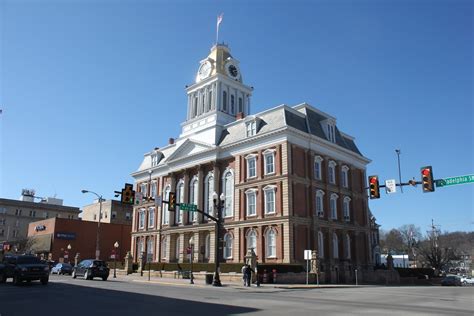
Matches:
[422,168,430,176]
[420,166,435,193]
[370,177,378,184]
[368,175,380,199]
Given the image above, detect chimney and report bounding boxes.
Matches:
[168,138,175,145]
[236,112,245,120]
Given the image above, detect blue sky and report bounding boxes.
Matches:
[1,0,472,233]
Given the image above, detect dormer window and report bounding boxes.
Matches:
[246,121,257,137]
[151,154,158,167]
[321,119,337,143]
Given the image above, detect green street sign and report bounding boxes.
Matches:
[180,203,197,212]
[436,174,474,188]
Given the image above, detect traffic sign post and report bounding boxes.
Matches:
[304,250,311,285]
[436,174,474,188]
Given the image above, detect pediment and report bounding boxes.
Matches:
[166,139,214,162]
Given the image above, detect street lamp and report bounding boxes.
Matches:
[67,244,72,264]
[189,236,194,284]
[113,241,119,278]
[81,189,104,260]
[212,191,225,287]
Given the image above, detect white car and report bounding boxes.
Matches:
[460,276,474,286]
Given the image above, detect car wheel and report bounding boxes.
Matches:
[41,277,49,285]
[0,273,6,284]
[84,270,90,280]
[102,276,108,281]
[72,270,76,279]
[13,275,21,286]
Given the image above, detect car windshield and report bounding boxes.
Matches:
[93,261,106,267]
[62,263,72,268]
[17,256,42,264]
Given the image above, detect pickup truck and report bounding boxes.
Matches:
[0,255,49,285]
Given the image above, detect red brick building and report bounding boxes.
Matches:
[27,218,131,263]
[130,44,377,283]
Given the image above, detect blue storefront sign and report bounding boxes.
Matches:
[55,232,76,240]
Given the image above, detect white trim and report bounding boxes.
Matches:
[222,168,234,218]
[266,228,277,258]
[204,172,214,217]
[263,150,276,175]
[245,190,257,216]
[263,186,276,214]
[246,155,257,179]
[223,233,233,259]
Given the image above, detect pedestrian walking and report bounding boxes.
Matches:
[244,264,252,287]
[241,264,248,286]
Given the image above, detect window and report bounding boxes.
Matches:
[223,171,234,218]
[316,190,325,217]
[125,212,131,220]
[245,190,257,216]
[223,91,227,111]
[238,97,243,113]
[175,235,181,261]
[15,209,21,216]
[343,197,351,221]
[176,180,184,224]
[247,230,257,254]
[345,234,351,259]
[193,97,198,117]
[140,183,148,197]
[44,212,49,219]
[0,207,6,214]
[204,174,214,217]
[263,150,275,175]
[148,207,155,228]
[266,229,276,258]
[341,166,349,188]
[328,161,337,184]
[246,121,256,137]
[324,121,336,143]
[333,233,339,259]
[189,177,198,222]
[246,155,257,178]
[15,220,19,227]
[314,156,323,180]
[231,95,235,114]
[208,90,212,111]
[112,211,117,219]
[138,209,146,229]
[147,238,154,259]
[318,231,324,258]
[162,186,170,225]
[151,154,159,167]
[151,181,157,198]
[29,210,36,217]
[264,186,276,214]
[0,229,4,236]
[137,238,144,255]
[330,194,338,219]
[223,233,233,259]
[161,237,168,259]
[0,218,5,225]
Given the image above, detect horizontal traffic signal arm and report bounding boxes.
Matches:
[162,196,220,223]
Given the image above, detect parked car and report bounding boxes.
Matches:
[0,255,49,285]
[72,259,109,281]
[51,263,73,275]
[460,276,474,286]
[441,275,462,286]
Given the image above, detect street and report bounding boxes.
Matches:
[0,275,473,316]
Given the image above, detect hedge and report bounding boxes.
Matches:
[117,262,305,273]
[395,268,435,278]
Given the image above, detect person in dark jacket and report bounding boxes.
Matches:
[244,264,252,286]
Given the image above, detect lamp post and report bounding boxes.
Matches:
[189,236,194,284]
[81,189,104,260]
[67,244,72,264]
[212,191,225,287]
[114,241,119,278]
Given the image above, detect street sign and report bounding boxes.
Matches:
[304,250,312,260]
[385,179,397,194]
[436,174,474,188]
[135,192,143,205]
[180,203,197,212]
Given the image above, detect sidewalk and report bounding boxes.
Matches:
[110,271,369,289]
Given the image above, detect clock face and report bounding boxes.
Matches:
[198,61,212,81]
[226,62,240,79]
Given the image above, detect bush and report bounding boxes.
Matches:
[138,262,304,273]
[395,268,435,278]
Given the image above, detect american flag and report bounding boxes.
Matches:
[217,13,223,27]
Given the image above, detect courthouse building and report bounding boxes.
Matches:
[130,44,375,283]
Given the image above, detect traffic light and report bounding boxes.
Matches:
[168,192,176,212]
[421,166,435,193]
[121,183,135,204]
[368,175,380,199]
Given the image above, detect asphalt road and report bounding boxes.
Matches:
[0,275,472,316]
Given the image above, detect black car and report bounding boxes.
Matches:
[441,275,462,286]
[51,263,73,275]
[0,255,49,285]
[72,259,109,281]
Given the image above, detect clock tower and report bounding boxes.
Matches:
[180,44,253,145]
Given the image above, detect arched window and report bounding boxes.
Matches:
[204,234,210,260]
[314,156,323,180]
[176,180,184,224]
[223,170,234,217]
[223,91,227,111]
[223,233,233,259]
[328,160,337,184]
[315,190,325,217]
[238,97,243,113]
[247,230,257,255]
[266,228,276,258]
[343,197,351,221]
[330,194,338,219]
[204,173,214,217]
[193,97,198,117]
[341,165,350,188]
[162,185,170,225]
[345,234,351,259]
[175,235,181,262]
[318,231,324,258]
[161,236,168,259]
[333,233,339,259]
[189,177,198,222]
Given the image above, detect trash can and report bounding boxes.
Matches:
[205,274,213,285]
